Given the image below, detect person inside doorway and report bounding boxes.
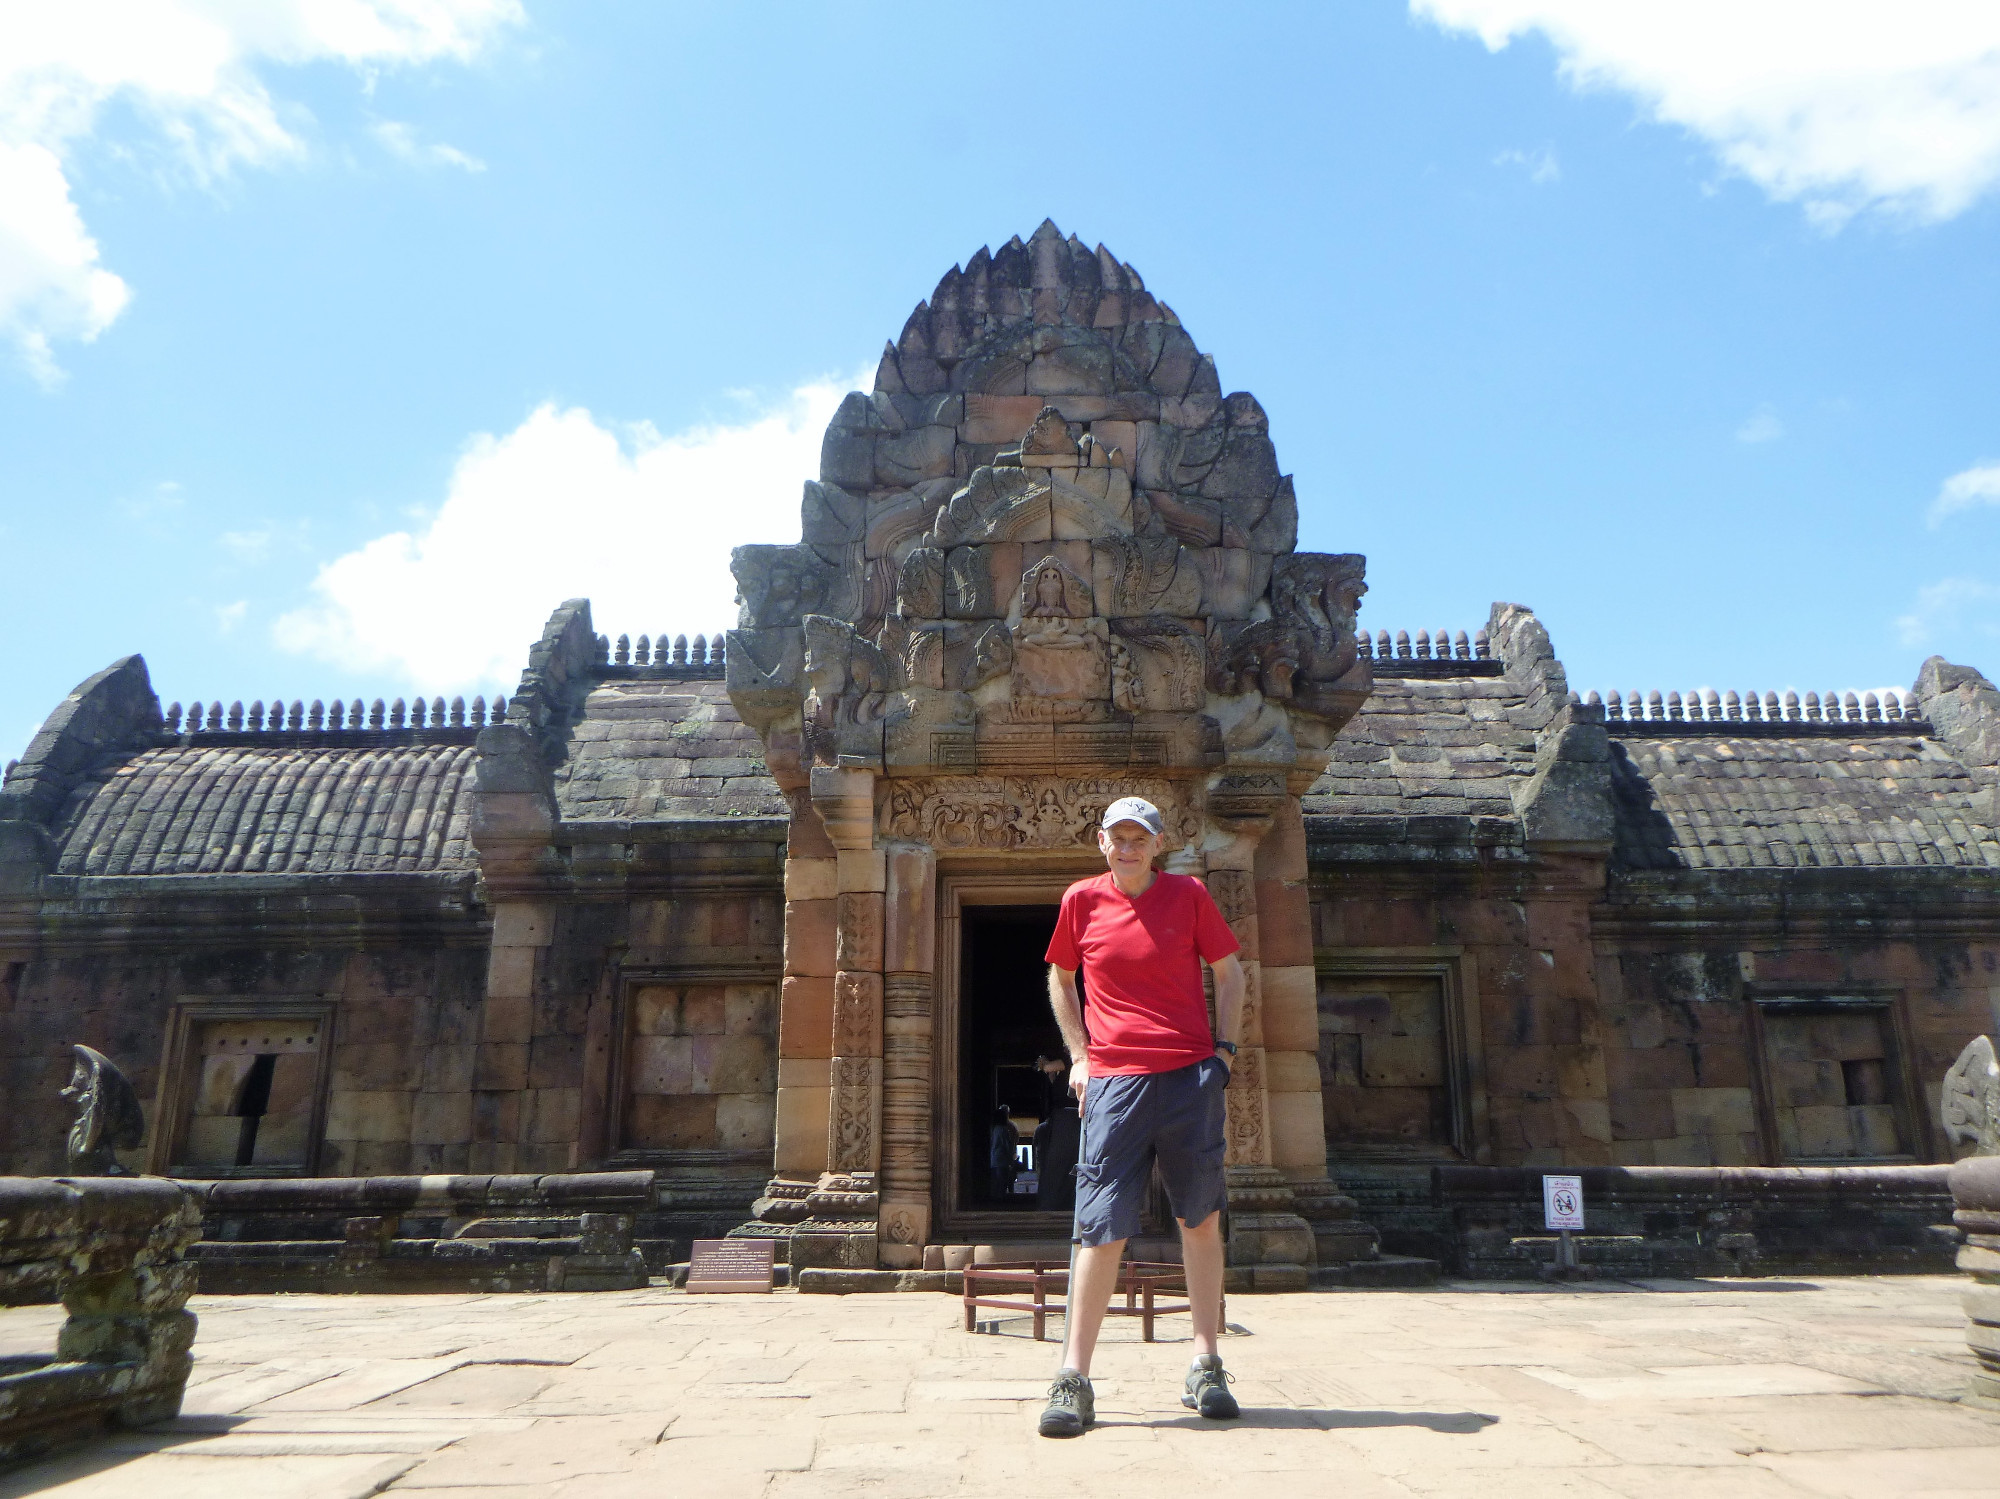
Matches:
[988,1105,1020,1202]
[1035,796,1245,1437]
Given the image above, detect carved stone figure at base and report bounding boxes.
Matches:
[1943,1035,2000,1157]
[60,1044,145,1176]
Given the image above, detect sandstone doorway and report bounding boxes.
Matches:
[956,904,1067,1218]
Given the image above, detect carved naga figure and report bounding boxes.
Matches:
[60,1043,146,1175]
[1943,1035,2000,1156]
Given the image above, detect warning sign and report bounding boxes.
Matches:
[1542,1175,1584,1232]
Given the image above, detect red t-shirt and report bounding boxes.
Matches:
[1044,871,1241,1076]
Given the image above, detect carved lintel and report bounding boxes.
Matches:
[879,775,1201,851]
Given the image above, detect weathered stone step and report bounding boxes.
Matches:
[1313,1254,1440,1289]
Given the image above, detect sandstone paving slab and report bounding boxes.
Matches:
[250,1357,473,1411]
[1334,1406,1624,1474]
[178,1358,362,1415]
[368,1361,561,1410]
[1521,1362,1880,1401]
[0,1452,418,1499]
[1395,1468,1629,1497]
[1749,1445,2000,1497]
[0,1305,64,1356]
[387,1415,664,1488]
[94,1430,452,1457]
[1708,1393,2000,1453]
[6,1277,1998,1496]
[1591,1467,1824,1499]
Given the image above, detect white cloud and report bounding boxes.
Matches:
[1895,576,2000,647]
[1413,2,2000,225]
[1494,146,1560,184]
[1735,405,1783,444]
[274,377,858,691]
[370,119,484,172]
[1929,460,2000,526]
[214,599,248,634]
[0,1,520,382]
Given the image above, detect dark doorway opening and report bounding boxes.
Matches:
[958,905,1072,1213]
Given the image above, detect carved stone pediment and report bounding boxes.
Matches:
[927,464,1132,547]
[1011,555,1113,720]
[1022,554,1092,619]
[725,229,1375,783]
[732,543,860,629]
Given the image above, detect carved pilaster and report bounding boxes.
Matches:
[1223,1039,1270,1169]
[878,972,935,1263]
[828,1055,882,1174]
[833,971,883,1058]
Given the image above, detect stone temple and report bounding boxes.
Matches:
[4,221,1999,1287]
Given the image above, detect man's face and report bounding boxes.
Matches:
[1098,820,1162,877]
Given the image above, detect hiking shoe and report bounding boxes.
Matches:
[1038,1370,1095,1437]
[1183,1354,1239,1418]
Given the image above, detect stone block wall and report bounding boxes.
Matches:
[0,939,486,1178]
[1311,869,1610,1169]
[1598,931,2000,1168]
[621,980,777,1153]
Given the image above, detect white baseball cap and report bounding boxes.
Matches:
[1100,796,1164,835]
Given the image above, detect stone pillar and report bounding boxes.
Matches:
[788,766,884,1270]
[471,901,552,1173]
[1206,778,1316,1289]
[1259,792,1379,1270]
[773,788,836,1178]
[878,842,937,1266]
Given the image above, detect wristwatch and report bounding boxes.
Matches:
[1215,1040,1238,1057]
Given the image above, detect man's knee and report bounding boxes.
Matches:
[1178,1210,1221,1236]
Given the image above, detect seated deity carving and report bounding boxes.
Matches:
[1011,557,1111,718]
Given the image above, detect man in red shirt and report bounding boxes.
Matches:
[1037,796,1245,1437]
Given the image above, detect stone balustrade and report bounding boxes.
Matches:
[1421,1164,1955,1279]
[0,1176,200,1466]
[183,1171,652,1293]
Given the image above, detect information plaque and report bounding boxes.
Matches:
[687,1238,776,1293]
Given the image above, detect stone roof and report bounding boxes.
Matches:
[553,678,785,823]
[50,739,479,877]
[1302,673,1541,820]
[1610,731,2000,872]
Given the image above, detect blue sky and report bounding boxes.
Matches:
[5,1,2000,761]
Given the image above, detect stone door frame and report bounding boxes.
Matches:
[932,860,1099,1241]
[1741,984,1934,1165]
[1312,946,1490,1165]
[148,995,337,1178]
[601,959,782,1170]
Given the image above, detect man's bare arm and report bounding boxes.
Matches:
[1047,963,1090,1104]
[1210,951,1245,1069]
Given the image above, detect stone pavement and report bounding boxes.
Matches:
[2,1275,1997,1497]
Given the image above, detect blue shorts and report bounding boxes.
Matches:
[1073,1056,1229,1248]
